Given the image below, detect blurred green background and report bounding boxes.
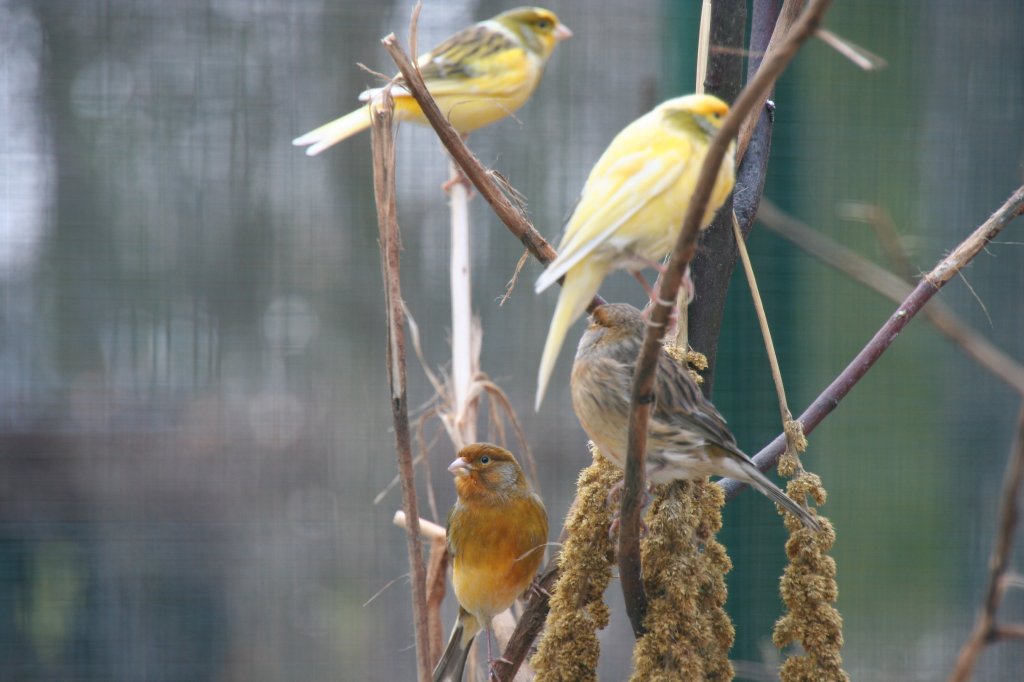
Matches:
[1,0,1022,679]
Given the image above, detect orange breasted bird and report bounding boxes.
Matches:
[432,443,548,681]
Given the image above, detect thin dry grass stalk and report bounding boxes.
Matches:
[369,94,432,682]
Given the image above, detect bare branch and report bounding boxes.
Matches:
[370,95,432,682]
[759,199,1024,394]
[722,184,1024,500]
[618,0,833,637]
[949,405,1024,681]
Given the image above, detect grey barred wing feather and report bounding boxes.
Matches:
[652,352,742,454]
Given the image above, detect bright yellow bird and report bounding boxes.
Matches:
[292,7,571,156]
[534,94,736,410]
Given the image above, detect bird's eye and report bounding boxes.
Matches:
[535,19,550,29]
[480,455,491,465]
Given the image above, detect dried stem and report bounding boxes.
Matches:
[618,0,833,637]
[722,184,1024,499]
[949,406,1024,682]
[759,199,1024,394]
[732,212,792,424]
[426,536,450,663]
[448,159,477,444]
[370,95,432,682]
[736,0,806,163]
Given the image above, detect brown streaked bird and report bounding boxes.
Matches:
[570,303,820,531]
[433,443,549,682]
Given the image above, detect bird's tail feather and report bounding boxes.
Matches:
[432,613,477,682]
[292,106,372,156]
[535,265,604,411]
[737,458,821,531]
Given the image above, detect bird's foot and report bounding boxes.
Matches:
[441,171,474,195]
[680,265,695,305]
[527,575,551,600]
[488,657,513,681]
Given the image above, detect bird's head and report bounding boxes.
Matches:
[577,302,646,353]
[659,94,730,141]
[449,443,529,501]
[496,7,572,57]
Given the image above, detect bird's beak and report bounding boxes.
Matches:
[554,23,572,41]
[448,457,471,477]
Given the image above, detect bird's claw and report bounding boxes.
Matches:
[488,657,513,681]
[442,168,474,196]
[527,576,551,600]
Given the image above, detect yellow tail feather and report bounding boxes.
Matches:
[292,106,372,156]
[535,264,606,411]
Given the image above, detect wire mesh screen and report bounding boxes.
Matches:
[1,0,1022,680]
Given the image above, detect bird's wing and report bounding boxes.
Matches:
[652,352,743,454]
[361,22,530,103]
[535,146,688,292]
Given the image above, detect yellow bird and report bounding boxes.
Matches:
[293,7,571,156]
[433,443,548,682]
[534,94,736,410]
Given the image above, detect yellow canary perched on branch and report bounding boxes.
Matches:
[534,94,736,410]
[293,7,571,156]
[571,303,821,531]
[433,443,548,682]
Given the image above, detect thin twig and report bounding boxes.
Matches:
[370,94,432,682]
[721,185,1024,500]
[760,199,1024,394]
[736,0,806,164]
[949,406,1024,682]
[393,511,447,541]
[816,27,888,71]
[732,211,792,424]
[838,202,917,281]
[618,0,833,637]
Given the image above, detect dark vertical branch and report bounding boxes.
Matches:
[618,0,833,637]
[370,96,432,682]
[689,0,780,392]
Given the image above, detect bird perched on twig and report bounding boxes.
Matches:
[534,93,736,410]
[570,303,820,531]
[433,443,549,682]
[293,7,571,156]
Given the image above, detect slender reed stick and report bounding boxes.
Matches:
[370,95,432,682]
